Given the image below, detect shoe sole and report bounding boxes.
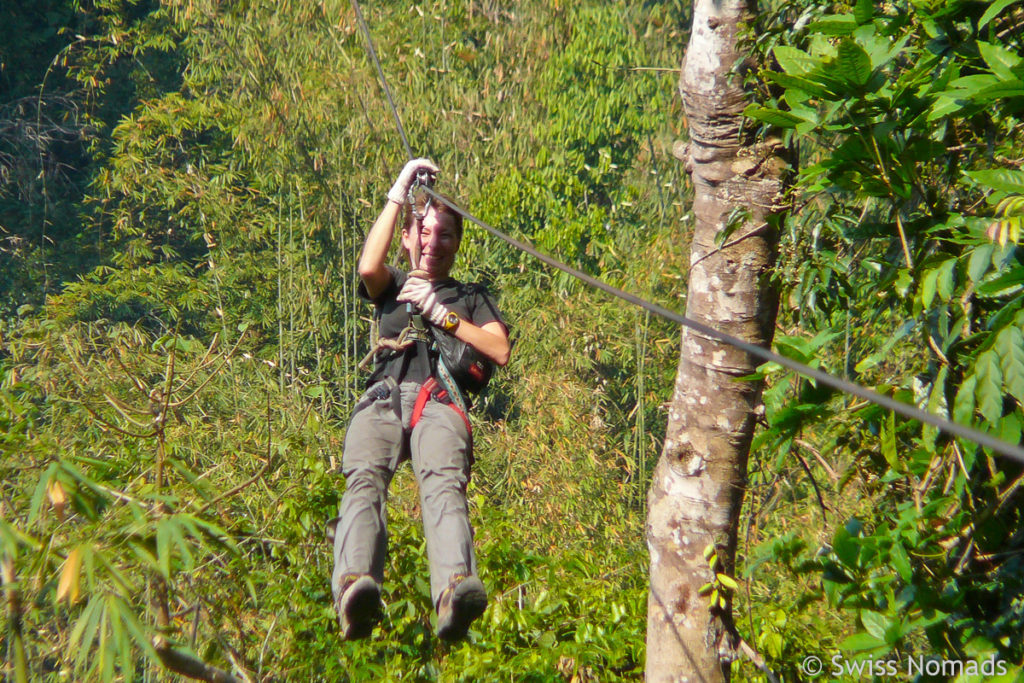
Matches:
[340,576,382,640]
[437,577,487,641]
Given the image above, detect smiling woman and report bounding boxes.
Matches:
[327,158,510,643]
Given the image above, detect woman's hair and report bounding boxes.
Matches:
[402,192,464,241]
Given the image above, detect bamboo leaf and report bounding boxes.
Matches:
[109,594,159,663]
[57,546,84,604]
[71,594,106,669]
[156,519,172,579]
[47,480,68,521]
[28,467,55,525]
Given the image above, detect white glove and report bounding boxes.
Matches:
[397,276,449,327]
[387,158,439,205]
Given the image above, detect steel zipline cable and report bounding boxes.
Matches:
[349,0,1024,466]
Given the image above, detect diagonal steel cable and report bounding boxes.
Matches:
[350,0,413,160]
[349,0,1024,466]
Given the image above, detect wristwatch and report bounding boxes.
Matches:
[442,311,461,333]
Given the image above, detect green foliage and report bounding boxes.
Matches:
[2,0,686,680]
[734,0,1024,679]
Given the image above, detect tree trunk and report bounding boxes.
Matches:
[646,1,786,681]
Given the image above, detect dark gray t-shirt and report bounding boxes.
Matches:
[359,265,506,385]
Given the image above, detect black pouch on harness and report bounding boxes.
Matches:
[429,327,494,395]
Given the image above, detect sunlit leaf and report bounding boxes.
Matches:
[979,0,1018,28]
[57,546,83,604]
[890,542,912,582]
[772,46,820,75]
[968,244,996,282]
[975,351,1005,423]
[936,259,956,302]
[840,631,889,652]
[977,41,1023,82]
[835,39,872,87]
[996,326,1024,404]
[860,609,891,640]
[744,104,805,128]
[853,0,873,25]
[921,267,939,308]
[967,169,1024,194]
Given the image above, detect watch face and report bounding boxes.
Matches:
[446,312,460,329]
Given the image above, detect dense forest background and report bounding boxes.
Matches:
[2,0,1023,680]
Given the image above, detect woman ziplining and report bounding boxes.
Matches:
[326,158,511,642]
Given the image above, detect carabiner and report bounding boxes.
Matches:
[407,168,437,222]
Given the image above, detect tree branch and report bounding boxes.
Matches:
[153,635,239,683]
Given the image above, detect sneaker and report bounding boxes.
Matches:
[336,575,382,640]
[436,575,487,641]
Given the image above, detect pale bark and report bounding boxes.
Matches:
[646,1,786,681]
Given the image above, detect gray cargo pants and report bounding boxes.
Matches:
[328,379,476,609]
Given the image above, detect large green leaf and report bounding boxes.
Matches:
[840,631,889,653]
[890,541,912,582]
[979,0,1019,28]
[853,0,874,25]
[967,168,1024,194]
[860,609,892,640]
[996,326,1024,404]
[744,104,806,129]
[772,46,821,76]
[976,266,1024,298]
[936,258,956,302]
[808,14,858,36]
[766,71,830,99]
[977,41,1022,82]
[968,244,996,282]
[954,374,978,425]
[921,267,940,308]
[974,350,1005,423]
[835,39,873,87]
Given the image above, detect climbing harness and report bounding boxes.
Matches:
[410,376,471,436]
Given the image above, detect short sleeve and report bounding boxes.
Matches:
[357,265,406,306]
[468,283,507,332]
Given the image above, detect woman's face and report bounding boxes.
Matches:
[403,207,461,280]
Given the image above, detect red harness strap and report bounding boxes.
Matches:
[410,377,472,436]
